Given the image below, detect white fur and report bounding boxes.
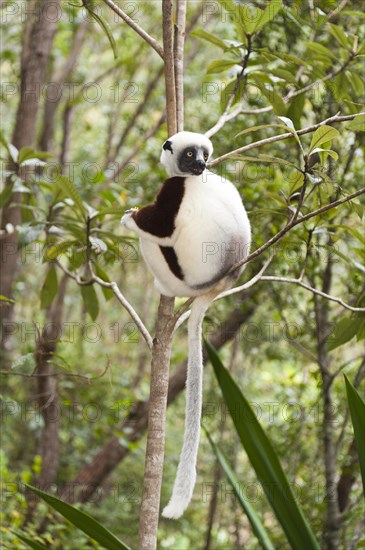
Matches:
[139,170,250,297]
[160,131,214,177]
[122,132,251,519]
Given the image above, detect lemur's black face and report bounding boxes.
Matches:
[178,146,209,175]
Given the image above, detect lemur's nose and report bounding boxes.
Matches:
[196,160,206,169]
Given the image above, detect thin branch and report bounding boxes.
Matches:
[259,276,365,313]
[0,362,110,383]
[162,0,177,135]
[227,187,365,275]
[55,260,153,349]
[174,0,187,131]
[209,112,365,168]
[92,275,154,349]
[174,246,277,331]
[100,0,164,59]
[106,113,166,183]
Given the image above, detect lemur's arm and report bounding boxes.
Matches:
[121,176,185,246]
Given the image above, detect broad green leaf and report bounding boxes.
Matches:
[271,68,297,84]
[347,71,365,96]
[305,42,337,61]
[309,125,339,153]
[286,93,305,129]
[191,29,227,50]
[205,428,275,550]
[328,24,349,49]
[18,146,36,164]
[206,341,320,550]
[277,116,304,153]
[344,376,365,491]
[310,148,338,160]
[18,147,52,164]
[0,182,14,208]
[25,484,131,550]
[207,59,238,74]
[252,76,286,115]
[40,265,58,309]
[81,284,99,320]
[56,175,87,218]
[327,316,364,351]
[94,263,114,301]
[11,531,47,550]
[238,4,261,34]
[250,1,282,33]
[220,77,246,110]
[347,113,365,132]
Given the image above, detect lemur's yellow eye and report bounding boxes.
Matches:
[186,151,193,157]
[204,153,208,160]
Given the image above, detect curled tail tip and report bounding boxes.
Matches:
[161,499,188,520]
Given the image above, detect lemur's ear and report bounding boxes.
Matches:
[163,140,173,153]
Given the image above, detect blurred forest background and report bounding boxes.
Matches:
[1,0,364,548]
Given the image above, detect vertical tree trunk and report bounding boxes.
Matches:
[0,0,61,341]
[36,275,68,488]
[138,1,186,546]
[314,254,340,550]
[38,20,89,152]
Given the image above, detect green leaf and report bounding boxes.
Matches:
[347,113,365,132]
[11,531,48,550]
[191,29,227,49]
[40,265,58,309]
[85,4,118,59]
[305,42,338,61]
[56,175,87,218]
[327,316,364,351]
[250,1,282,33]
[310,148,338,160]
[206,341,320,550]
[204,428,275,550]
[328,24,349,49]
[347,71,365,96]
[344,376,365,492]
[286,93,305,129]
[277,116,304,153]
[309,125,339,153]
[207,59,238,74]
[24,484,131,550]
[0,182,14,208]
[81,284,99,320]
[252,76,286,115]
[94,263,114,301]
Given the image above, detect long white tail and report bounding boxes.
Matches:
[162,294,213,519]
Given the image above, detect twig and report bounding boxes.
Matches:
[56,260,153,349]
[100,0,164,59]
[259,276,365,313]
[209,112,365,167]
[173,245,278,331]
[174,0,187,131]
[226,187,365,274]
[1,361,110,383]
[162,0,177,135]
